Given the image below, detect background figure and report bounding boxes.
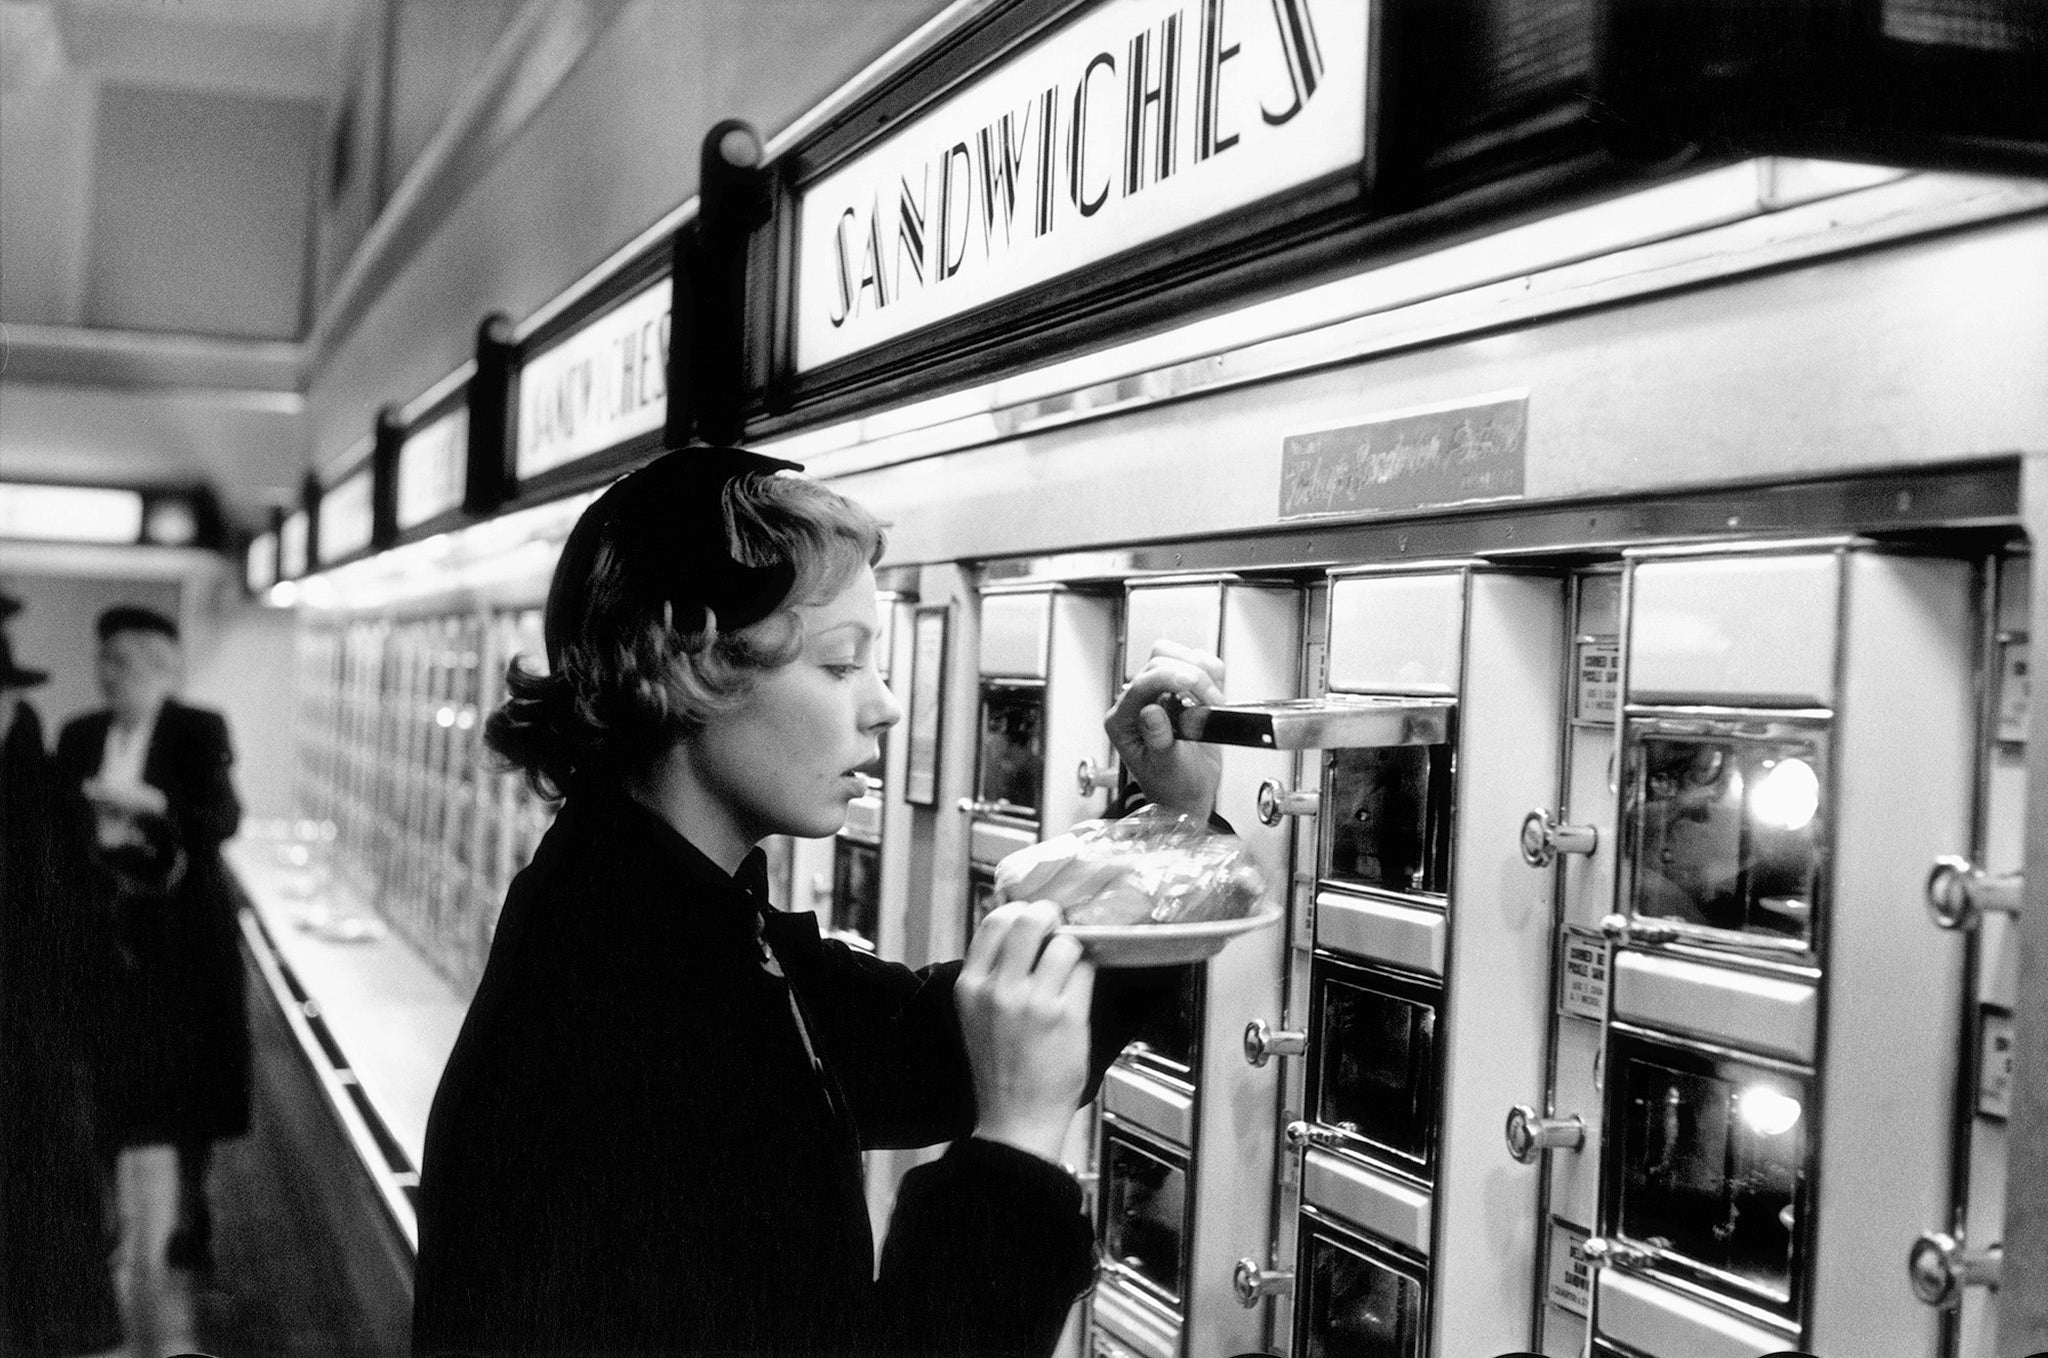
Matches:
[0,602,125,1356]
[56,604,248,1274]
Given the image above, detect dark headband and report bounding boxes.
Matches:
[600,445,805,633]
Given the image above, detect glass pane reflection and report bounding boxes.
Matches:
[1313,966,1440,1175]
[1325,746,1452,897]
[1613,1045,1805,1307]
[1119,964,1202,1081]
[1300,1228,1426,1358]
[1101,1133,1187,1302]
[975,682,1044,817]
[1627,729,1824,946]
[830,838,880,945]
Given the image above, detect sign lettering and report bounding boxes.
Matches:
[1279,395,1528,521]
[1547,1219,1593,1317]
[398,408,469,530]
[796,0,1366,371]
[1979,1005,2014,1119]
[517,281,671,479]
[1558,928,1610,1023]
[318,470,374,564]
[1998,636,2029,743]
[1575,639,1620,724]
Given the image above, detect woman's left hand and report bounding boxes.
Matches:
[955,900,1096,1164]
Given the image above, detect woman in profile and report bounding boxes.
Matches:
[412,447,1220,1357]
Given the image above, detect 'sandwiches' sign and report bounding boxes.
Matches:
[516,280,671,480]
[795,0,1367,373]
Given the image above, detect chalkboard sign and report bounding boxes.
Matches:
[1279,394,1527,521]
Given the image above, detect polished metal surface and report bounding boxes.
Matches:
[1284,1119,1343,1152]
[1908,1231,2002,1309]
[1504,1104,1586,1164]
[1926,854,2025,931]
[1520,807,1598,867]
[1231,1257,1294,1308]
[1600,912,1680,948]
[1075,756,1120,795]
[1256,779,1321,827]
[1169,695,1453,751]
[1242,1018,1307,1068]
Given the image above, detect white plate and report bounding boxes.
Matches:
[1056,906,1284,967]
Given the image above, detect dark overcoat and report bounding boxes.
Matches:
[1,701,124,1354]
[55,698,249,1146]
[413,787,1165,1358]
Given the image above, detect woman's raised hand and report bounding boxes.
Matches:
[955,900,1096,1164]
[1105,639,1225,822]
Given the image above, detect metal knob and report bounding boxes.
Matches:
[1243,1018,1307,1068]
[1520,808,1598,867]
[1076,757,1120,796]
[1908,1231,2001,1309]
[1504,1104,1586,1164]
[1926,856,2023,932]
[1284,1119,1343,1151]
[1580,1237,1652,1272]
[1600,912,1679,947]
[1257,779,1321,827]
[1233,1257,1295,1308]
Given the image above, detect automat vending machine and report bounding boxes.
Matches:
[961,584,1120,930]
[1580,541,1975,1358]
[1910,550,2025,1356]
[1173,564,1568,1358]
[1086,576,1301,1358]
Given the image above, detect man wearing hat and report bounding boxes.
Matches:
[2,610,125,1354]
[55,604,248,1274]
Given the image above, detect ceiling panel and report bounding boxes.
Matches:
[85,83,323,339]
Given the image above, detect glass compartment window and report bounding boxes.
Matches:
[1311,963,1441,1177]
[1624,724,1825,948]
[1101,1130,1188,1303]
[1298,1223,1427,1358]
[830,838,880,948]
[1118,964,1203,1084]
[1609,1038,1807,1311]
[975,680,1045,819]
[1323,745,1454,898]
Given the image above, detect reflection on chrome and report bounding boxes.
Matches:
[1737,1085,1803,1137]
[1749,757,1819,832]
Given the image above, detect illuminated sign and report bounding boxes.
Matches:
[399,407,469,529]
[795,0,1367,372]
[246,533,278,592]
[280,510,310,579]
[516,280,671,479]
[0,482,146,543]
[318,468,375,564]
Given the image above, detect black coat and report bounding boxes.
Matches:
[1,702,124,1354]
[55,698,248,1146]
[414,787,1162,1358]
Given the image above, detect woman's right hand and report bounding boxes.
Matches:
[955,900,1096,1164]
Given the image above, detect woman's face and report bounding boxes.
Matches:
[681,564,903,844]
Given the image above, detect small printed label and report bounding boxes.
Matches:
[1559,929,1610,1022]
[1574,638,1620,724]
[1547,1219,1593,1317]
[1979,1006,2014,1119]
[1997,637,2030,743]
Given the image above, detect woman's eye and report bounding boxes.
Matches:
[825,663,861,679]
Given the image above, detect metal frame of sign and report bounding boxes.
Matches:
[505,240,675,509]
[756,0,1389,431]
[390,385,472,547]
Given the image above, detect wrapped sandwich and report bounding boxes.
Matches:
[993,806,1268,927]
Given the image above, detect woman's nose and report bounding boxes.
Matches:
[864,672,904,732]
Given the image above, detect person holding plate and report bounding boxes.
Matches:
[412,446,1223,1357]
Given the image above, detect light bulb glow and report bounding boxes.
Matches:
[1738,1085,1803,1137]
[1750,757,1819,832]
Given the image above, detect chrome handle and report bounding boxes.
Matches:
[1233,1257,1294,1307]
[1581,1236,1652,1272]
[1061,1163,1102,1187]
[1926,856,2023,932]
[1243,1019,1307,1068]
[1505,1104,1586,1164]
[1076,757,1120,796]
[1909,1231,2001,1308]
[1257,779,1320,827]
[956,797,1013,816]
[1600,912,1679,947]
[1284,1119,1343,1151]
[1520,808,1597,867]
